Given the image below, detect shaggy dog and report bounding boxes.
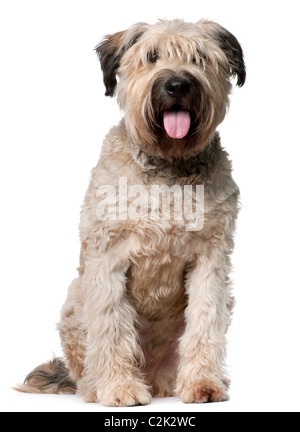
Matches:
[18,19,245,406]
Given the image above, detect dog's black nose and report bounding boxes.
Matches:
[165,77,190,98]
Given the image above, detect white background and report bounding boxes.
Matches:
[1,0,300,413]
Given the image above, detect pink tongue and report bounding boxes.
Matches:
[163,111,191,139]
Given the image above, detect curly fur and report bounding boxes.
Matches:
[16,18,245,406]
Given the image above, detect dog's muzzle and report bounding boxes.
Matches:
[162,77,191,139]
[151,72,203,141]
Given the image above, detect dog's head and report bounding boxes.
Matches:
[96,19,245,160]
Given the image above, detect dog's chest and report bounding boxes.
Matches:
[126,229,193,319]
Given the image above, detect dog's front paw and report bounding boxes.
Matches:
[177,379,228,404]
[98,380,152,407]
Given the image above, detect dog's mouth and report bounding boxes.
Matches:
[163,110,191,139]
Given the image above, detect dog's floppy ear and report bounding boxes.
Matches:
[95,24,147,97]
[215,25,246,87]
[200,21,246,87]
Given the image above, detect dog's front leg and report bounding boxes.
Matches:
[77,241,151,407]
[176,247,232,403]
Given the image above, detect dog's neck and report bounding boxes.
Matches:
[128,129,223,182]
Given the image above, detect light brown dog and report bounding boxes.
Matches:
[18,19,245,406]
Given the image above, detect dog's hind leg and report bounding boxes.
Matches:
[58,277,86,383]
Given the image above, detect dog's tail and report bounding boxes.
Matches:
[15,357,77,395]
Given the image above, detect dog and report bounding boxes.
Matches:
[17,19,245,406]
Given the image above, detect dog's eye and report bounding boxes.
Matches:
[192,57,197,65]
[148,51,159,63]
